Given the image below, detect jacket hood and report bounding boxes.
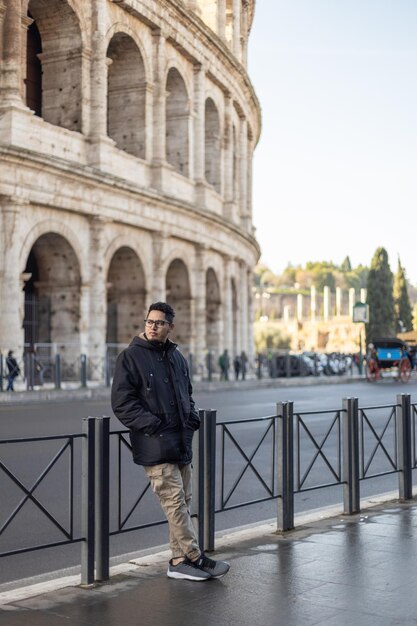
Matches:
[128,335,178,353]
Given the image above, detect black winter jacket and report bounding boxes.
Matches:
[111,336,200,466]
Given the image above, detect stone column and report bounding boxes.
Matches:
[193,245,207,377]
[232,0,241,59]
[89,0,107,139]
[1,0,23,107]
[80,217,108,372]
[239,117,248,228]
[151,231,167,301]
[217,0,226,39]
[222,256,233,353]
[193,64,206,204]
[241,0,249,66]
[245,133,253,231]
[20,14,33,103]
[151,30,166,189]
[360,288,367,303]
[246,269,255,364]
[323,286,330,321]
[223,92,235,220]
[0,197,24,352]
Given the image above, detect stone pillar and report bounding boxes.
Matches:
[232,0,241,59]
[360,288,367,303]
[310,286,316,322]
[245,133,253,231]
[238,261,248,354]
[89,0,107,139]
[0,197,24,353]
[217,0,226,39]
[239,117,248,228]
[323,286,330,321]
[20,14,33,103]
[241,0,249,66]
[193,245,207,376]
[0,0,23,107]
[193,64,205,203]
[151,231,167,302]
[349,288,355,318]
[151,31,166,189]
[223,93,235,220]
[297,293,303,321]
[80,217,107,371]
[222,256,233,353]
[283,305,290,323]
[336,287,342,317]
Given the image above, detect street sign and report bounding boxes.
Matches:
[353,302,369,323]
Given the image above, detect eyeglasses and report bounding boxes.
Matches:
[144,319,171,328]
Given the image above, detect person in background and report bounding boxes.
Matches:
[6,350,20,391]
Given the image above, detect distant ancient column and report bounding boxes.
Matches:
[323,286,330,321]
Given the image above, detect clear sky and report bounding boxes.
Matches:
[248,0,417,284]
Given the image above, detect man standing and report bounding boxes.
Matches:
[111,302,230,581]
[6,350,20,391]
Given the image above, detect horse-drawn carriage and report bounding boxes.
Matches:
[365,338,414,383]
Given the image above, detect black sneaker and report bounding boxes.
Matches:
[193,554,230,579]
[167,558,211,581]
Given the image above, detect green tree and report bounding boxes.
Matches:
[394,258,413,332]
[340,256,352,273]
[366,247,395,343]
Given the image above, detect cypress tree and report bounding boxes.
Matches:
[366,247,395,344]
[394,258,413,332]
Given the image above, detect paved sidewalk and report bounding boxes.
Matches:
[1,500,417,626]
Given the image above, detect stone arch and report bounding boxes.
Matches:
[165,68,190,176]
[206,268,221,356]
[22,233,82,367]
[106,247,146,346]
[166,259,191,354]
[107,32,147,159]
[205,98,221,193]
[27,0,83,131]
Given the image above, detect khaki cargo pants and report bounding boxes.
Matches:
[144,462,201,562]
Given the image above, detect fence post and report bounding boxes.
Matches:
[396,394,412,500]
[54,354,61,390]
[276,401,294,531]
[81,417,96,585]
[80,354,87,388]
[0,354,3,392]
[192,410,206,550]
[342,397,360,514]
[95,416,110,581]
[203,409,216,551]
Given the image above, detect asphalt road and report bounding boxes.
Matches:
[1,379,416,587]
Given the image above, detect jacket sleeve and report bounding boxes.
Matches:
[111,351,161,433]
[185,360,200,430]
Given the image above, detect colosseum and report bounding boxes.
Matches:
[0,0,261,380]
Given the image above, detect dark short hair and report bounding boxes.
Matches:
[148,302,175,323]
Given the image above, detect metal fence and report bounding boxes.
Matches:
[0,395,416,584]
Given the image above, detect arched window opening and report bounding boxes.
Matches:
[166,259,191,354]
[107,33,146,159]
[106,247,146,347]
[27,0,83,132]
[25,13,42,116]
[23,233,82,376]
[204,98,221,193]
[166,69,189,176]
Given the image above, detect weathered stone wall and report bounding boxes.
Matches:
[0,0,260,377]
